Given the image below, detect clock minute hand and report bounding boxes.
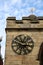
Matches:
[14,40,22,45]
[14,40,30,46]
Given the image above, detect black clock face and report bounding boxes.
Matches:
[12,34,34,55]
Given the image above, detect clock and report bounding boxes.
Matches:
[11,34,34,55]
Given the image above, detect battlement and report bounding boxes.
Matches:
[6,15,43,31]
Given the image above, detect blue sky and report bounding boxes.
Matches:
[0,0,43,60]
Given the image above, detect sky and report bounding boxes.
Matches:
[0,0,43,61]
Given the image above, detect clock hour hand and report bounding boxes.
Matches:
[14,40,23,45]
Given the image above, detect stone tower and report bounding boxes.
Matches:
[5,15,43,65]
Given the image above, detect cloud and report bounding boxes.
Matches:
[4,0,43,17]
[0,0,43,20]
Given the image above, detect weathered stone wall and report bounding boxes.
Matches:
[4,15,43,65]
[6,19,43,28]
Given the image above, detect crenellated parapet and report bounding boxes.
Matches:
[6,15,43,29]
